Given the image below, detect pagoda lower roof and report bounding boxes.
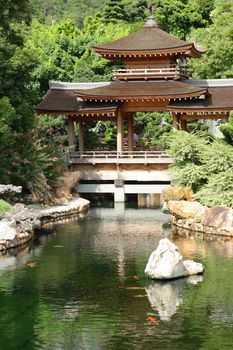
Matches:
[36,79,233,115]
[36,88,118,115]
[168,80,233,112]
[74,80,207,101]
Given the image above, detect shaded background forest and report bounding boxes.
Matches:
[0,0,233,204]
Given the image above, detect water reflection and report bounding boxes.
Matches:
[145,275,203,321]
[2,207,233,350]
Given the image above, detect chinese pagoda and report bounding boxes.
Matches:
[37,17,233,155]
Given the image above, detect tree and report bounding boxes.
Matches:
[153,0,214,39]
[103,0,128,23]
[219,114,233,145]
[190,1,233,79]
[32,0,104,26]
[168,131,233,207]
[124,0,148,22]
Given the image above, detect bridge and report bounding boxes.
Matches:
[68,151,172,204]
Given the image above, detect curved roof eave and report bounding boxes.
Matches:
[74,81,208,100]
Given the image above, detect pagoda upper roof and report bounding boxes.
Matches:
[94,17,204,58]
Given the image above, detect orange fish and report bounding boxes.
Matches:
[147,316,158,325]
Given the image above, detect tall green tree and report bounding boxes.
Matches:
[153,0,214,39]
[124,0,148,22]
[190,1,233,79]
[103,0,128,23]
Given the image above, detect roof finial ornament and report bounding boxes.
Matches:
[149,4,154,15]
[145,4,158,28]
[144,15,158,28]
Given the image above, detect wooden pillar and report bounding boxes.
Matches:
[78,121,84,154]
[68,116,75,148]
[180,117,187,131]
[172,113,181,130]
[117,109,124,153]
[172,113,178,129]
[127,113,134,152]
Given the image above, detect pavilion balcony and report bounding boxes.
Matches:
[113,65,189,81]
[67,151,172,165]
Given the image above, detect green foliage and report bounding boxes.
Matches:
[37,115,68,148]
[134,112,172,149]
[219,115,233,145]
[168,131,208,165]
[32,0,104,26]
[124,0,148,22]
[104,122,117,149]
[201,141,233,174]
[197,172,233,207]
[154,0,214,39]
[26,16,132,90]
[0,200,12,214]
[0,98,16,145]
[1,133,62,189]
[103,0,127,23]
[84,128,100,150]
[168,131,233,207]
[190,1,233,79]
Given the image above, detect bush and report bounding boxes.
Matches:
[219,115,233,145]
[168,131,233,207]
[0,199,12,214]
[197,172,233,207]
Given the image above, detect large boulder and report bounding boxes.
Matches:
[201,206,233,229]
[162,186,195,202]
[145,238,204,280]
[168,200,206,222]
[0,218,17,240]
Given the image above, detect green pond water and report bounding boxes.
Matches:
[1,206,233,350]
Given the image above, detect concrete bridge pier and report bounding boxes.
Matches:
[114,179,125,202]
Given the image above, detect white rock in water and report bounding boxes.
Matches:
[0,219,17,241]
[145,238,204,280]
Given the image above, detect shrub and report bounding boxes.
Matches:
[0,199,12,214]
[219,115,233,145]
[197,172,233,207]
[168,131,233,207]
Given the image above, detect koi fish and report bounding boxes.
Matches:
[147,316,158,325]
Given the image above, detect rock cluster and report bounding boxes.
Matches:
[0,198,90,252]
[168,200,233,236]
[162,186,195,202]
[145,238,204,280]
[0,184,22,196]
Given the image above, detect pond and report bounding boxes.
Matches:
[1,206,233,350]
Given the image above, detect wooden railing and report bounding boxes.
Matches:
[67,151,172,164]
[113,65,188,80]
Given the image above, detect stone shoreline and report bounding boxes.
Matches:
[171,214,233,237]
[0,197,90,253]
